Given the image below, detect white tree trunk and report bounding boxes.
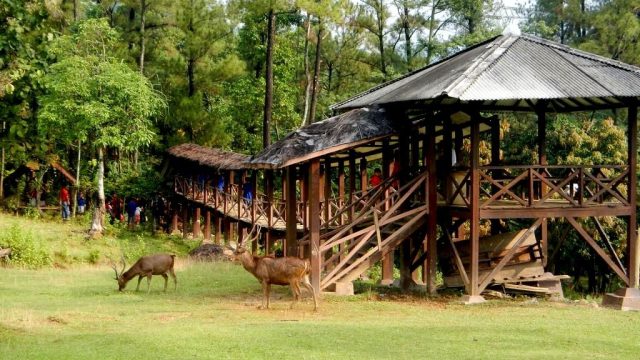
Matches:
[90,147,105,236]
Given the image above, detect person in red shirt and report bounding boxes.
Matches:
[59,185,70,221]
[369,168,383,187]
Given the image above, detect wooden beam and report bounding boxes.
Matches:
[537,105,548,268]
[628,101,638,287]
[265,170,274,252]
[309,160,321,293]
[324,159,332,229]
[381,139,394,285]
[567,217,630,285]
[349,151,356,223]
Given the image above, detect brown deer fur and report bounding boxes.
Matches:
[235,248,318,310]
[113,254,177,293]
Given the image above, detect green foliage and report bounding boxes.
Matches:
[0,224,51,268]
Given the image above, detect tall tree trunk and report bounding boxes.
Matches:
[72,140,81,217]
[90,147,106,235]
[139,0,146,75]
[263,8,275,149]
[302,16,313,126]
[73,0,79,21]
[307,21,323,125]
[187,57,195,97]
[426,0,437,64]
[0,121,5,200]
[403,4,411,70]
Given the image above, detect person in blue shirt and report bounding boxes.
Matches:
[77,192,86,214]
[242,177,253,205]
[127,197,137,229]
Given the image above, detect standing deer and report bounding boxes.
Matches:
[111,254,177,293]
[232,245,319,311]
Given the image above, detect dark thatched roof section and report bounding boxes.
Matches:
[167,143,249,170]
[332,34,640,112]
[249,108,396,169]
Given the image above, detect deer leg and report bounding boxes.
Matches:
[162,274,169,292]
[289,281,301,309]
[301,279,319,311]
[147,273,152,293]
[260,281,271,309]
[169,268,177,291]
[136,275,143,291]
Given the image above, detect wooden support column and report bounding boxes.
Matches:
[338,160,346,263]
[309,160,321,293]
[285,166,298,257]
[170,201,179,234]
[537,106,548,267]
[466,115,483,302]
[193,207,201,238]
[490,117,501,236]
[214,213,222,244]
[182,203,189,239]
[628,102,638,288]
[426,122,438,294]
[443,115,453,199]
[203,208,211,242]
[360,157,368,194]
[454,128,463,166]
[398,113,413,289]
[348,152,356,223]
[381,139,394,285]
[324,159,332,230]
[265,170,274,254]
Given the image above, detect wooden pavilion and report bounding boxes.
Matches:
[169,34,640,308]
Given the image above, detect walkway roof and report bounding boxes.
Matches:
[332,34,640,112]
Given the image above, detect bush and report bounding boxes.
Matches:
[0,225,51,268]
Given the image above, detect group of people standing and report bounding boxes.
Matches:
[57,185,86,221]
[107,194,145,228]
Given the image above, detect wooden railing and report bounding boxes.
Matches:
[174,174,400,230]
[440,165,630,210]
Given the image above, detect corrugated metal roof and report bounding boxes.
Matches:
[249,108,396,169]
[332,34,640,110]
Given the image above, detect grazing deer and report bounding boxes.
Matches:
[233,246,318,311]
[111,254,177,293]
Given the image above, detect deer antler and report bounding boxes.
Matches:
[243,224,262,248]
[119,254,126,277]
[108,256,120,280]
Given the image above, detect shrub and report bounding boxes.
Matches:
[87,249,101,264]
[0,225,51,268]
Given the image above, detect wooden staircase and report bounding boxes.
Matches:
[308,170,430,292]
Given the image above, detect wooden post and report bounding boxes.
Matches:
[491,117,501,236]
[324,159,332,229]
[338,160,346,263]
[265,170,274,253]
[348,152,356,223]
[398,116,413,289]
[443,114,453,199]
[360,157,368,194]
[215,214,222,244]
[426,122,438,294]
[182,203,189,239]
[468,115,482,300]
[193,207,201,238]
[171,207,179,234]
[309,159,321,293]
[537,106,548,267]
[628,102,638,288]
[285,166,298,257]
[381,139,394,285]
[203,209,211,242]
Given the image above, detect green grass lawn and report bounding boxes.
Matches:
[1,260,640,360]
[1,214,640,359]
